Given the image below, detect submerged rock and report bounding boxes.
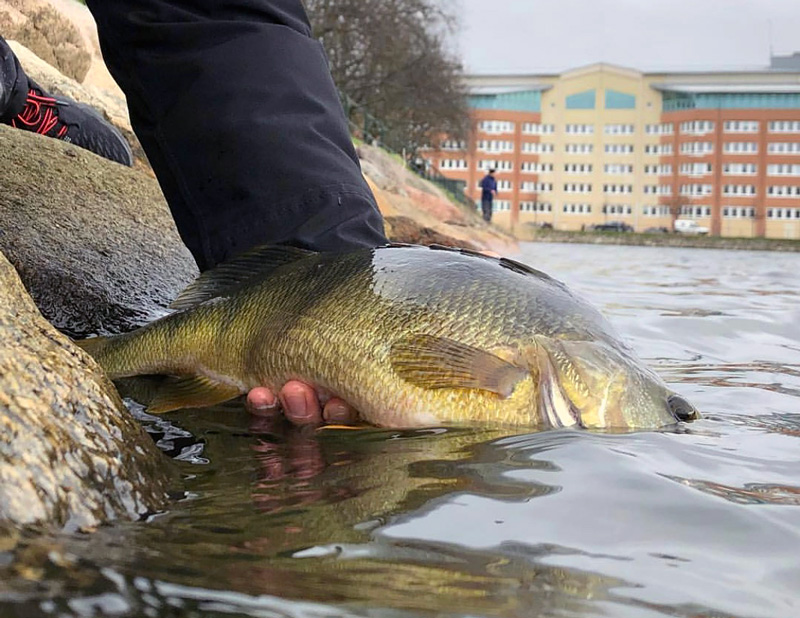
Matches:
[0,251,171,530]
[0,125,198,338]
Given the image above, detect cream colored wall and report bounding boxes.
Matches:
[765,220,800,239]
[534,65,665,231]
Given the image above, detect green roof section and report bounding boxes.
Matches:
[663,91,800,111]
[605,89,636,109]
[565,89,596,109]
[468,89,542,112]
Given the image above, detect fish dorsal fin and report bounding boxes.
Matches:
[170,244,315,310]
[148,375,242,413]
[390,334,528,398]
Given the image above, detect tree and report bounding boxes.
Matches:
[303,0,470,154]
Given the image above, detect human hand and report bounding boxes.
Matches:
[246,381,359,426]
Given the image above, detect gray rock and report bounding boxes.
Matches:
[0,124,198,338]
[0,250,171,530]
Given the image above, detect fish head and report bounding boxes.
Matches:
[531,337,699,430]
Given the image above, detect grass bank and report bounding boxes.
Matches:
[520,228,800,253]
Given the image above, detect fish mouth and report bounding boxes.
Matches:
[537,347,582,429]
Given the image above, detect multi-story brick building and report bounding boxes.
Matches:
[426,62,800,239]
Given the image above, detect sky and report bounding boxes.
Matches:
[455,0,800,74]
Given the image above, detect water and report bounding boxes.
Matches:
[2,243,799,618]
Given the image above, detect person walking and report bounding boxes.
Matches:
[479,169,497,222]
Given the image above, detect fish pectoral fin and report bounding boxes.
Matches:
[390,334,528,398]
[148,375,242,413]
[170,244,315,310]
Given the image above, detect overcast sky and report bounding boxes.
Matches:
[455,0,800,74]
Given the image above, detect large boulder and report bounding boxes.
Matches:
[0,250,171,530]
[0,124,198,338]
[0,0,90,82]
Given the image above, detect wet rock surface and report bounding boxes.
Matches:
[0,251,171,530]
[0,124,198,338]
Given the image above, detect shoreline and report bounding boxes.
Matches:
[514,229,800,253]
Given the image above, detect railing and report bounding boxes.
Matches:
[339,90,471,207]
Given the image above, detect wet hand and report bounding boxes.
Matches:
[245,381,359,426]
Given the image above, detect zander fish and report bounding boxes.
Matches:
[77,244,699,429]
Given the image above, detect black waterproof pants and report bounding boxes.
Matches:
[86,0,387,271]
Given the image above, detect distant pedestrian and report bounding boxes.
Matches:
[479,169,497,222]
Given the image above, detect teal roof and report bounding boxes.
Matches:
[662,91,800,111]
[468,89,541,112]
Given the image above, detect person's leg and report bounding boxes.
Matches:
[86,0,387,272]
[482,198,492,222]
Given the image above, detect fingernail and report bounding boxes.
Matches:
[283,390,310,420]
[324,401,349,422]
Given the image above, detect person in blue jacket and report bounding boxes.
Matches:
[479,169,497,222]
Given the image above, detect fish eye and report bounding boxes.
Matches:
[667,395,696,421]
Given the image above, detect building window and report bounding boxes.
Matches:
[604,144,634,154]
[604,124,635,135]
[768,142,800,155]
[520,161,553,173]
[477,140,514,153]
[603,184,633,194]
[604,164,634,174]
[767,207,800,219]
[521,142,554,154]
[563,183,592,194]
[521,181,553,193]
[723,142,758,154]
[478,120,515,134]
[562,203,593,214]
[767,164,800,176]
[768,121,800,133]
[680,205,712,217]
[645,123,674,135]
[491,200,512,212]
[680,142,714,155]
[522,123,555,135]
[565,143,594,154]
[723,163,757,175]
[766,185,800,197]
[565,123,594,134]
[477,159,513,172]
[477,179,513,191]
[680,120,715,135]
[439,139,466,150]
[722,184,757,196]
[564,163,593,173]
[723,120,759,133]
[722,206,756,218]
[602,204,633,215]
[642,205,671,216]
[680,184,714,197]
[439,159,468,170]
[680,162,713,175]
[519,201,552,212]
[644,144,673,155]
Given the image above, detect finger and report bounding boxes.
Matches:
[279,380,322,425]
[322,398,358,424]
[246,386,280,417]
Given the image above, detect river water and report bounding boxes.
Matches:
[2,242,799,618]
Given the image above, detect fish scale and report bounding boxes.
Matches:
[76,244,698,429]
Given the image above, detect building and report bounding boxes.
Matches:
[426,62,800,239]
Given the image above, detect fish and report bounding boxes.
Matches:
[76,244,699,430]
